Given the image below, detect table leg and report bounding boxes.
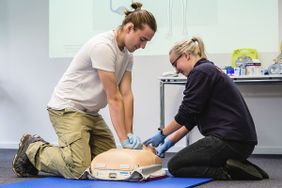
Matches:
[160,81,165,129]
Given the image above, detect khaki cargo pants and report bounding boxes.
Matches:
[26,108,116,179]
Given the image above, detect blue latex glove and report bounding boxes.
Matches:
[143,130,166,147]
[121,133,142,149]
[128,133,142,149]
[155,138,174,158]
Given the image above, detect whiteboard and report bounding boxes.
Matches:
[49,0,279,58]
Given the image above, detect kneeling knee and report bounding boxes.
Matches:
[167,159,179,176]
[66,164,89,179]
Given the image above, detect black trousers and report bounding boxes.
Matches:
[167,135,255,179]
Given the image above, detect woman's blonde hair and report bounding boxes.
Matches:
[121,2,157,32]
[169,36,207,59]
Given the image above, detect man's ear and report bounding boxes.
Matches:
[124,22,134,33]
[184,53,189,60]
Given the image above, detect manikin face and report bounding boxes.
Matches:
[169,51,194,76]
[124,24,155,52]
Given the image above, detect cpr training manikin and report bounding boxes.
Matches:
[79,145,166,181]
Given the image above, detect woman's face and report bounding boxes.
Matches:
[170,51,194,76]
[124,24,155,52]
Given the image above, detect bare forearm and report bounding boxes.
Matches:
[123,92,134,133]
[168,126,189,143]
[162,119,183,136]
[108,97,128,141]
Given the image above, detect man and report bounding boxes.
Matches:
[13,2,157,179]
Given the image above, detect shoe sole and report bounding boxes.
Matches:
[226,159,263,180]
[12,134,32,177]
[244,160,269,179]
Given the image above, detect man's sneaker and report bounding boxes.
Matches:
[226,159,263,180]
[12,134,47,177]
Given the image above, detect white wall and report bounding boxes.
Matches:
[1,0,282,154]
[0,0,69,147]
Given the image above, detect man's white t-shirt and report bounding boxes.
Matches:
[48,30,133,114]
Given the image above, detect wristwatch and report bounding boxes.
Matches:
[158,128,165,136]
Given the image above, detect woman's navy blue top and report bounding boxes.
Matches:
[175,59,257,144]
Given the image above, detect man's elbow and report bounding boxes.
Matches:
[107,93,123,105]
[123,92,133,101]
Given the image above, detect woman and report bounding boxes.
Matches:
[13,2,157,179]
[144,36,268,180]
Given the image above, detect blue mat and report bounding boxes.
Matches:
[1,176,212,188]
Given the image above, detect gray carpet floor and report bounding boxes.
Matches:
[1,149,282,187]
